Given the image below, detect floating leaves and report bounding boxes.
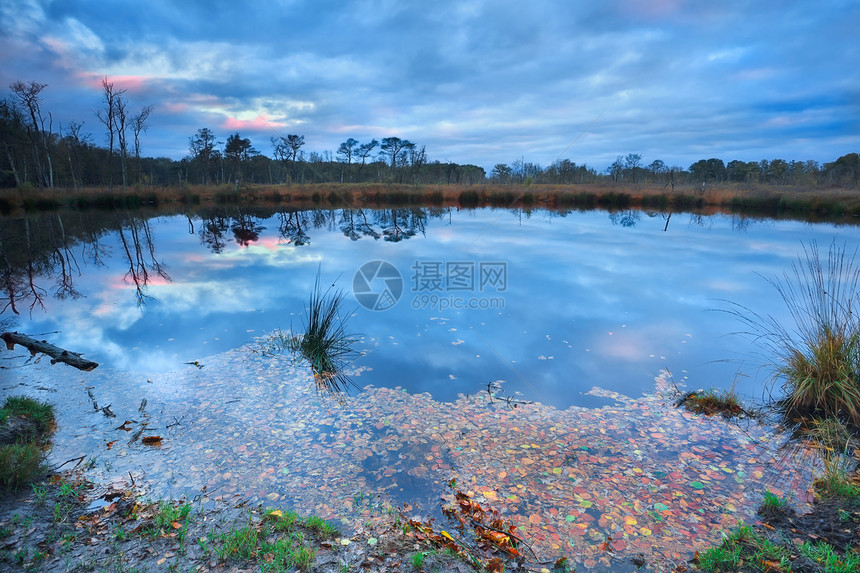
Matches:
[31,351,816,572]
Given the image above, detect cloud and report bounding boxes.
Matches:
[0,0,857,171]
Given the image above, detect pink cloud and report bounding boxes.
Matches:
[222,115,286,132]
[78,73,148,93]
[163,102,189,113]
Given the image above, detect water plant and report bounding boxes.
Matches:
[257,271,359,396]
[727,240,860,425]
[676,387,745,418]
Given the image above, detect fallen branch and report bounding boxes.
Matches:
[54,455,85,470]
[1,331,98,371]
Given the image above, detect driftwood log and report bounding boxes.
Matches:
[1,331,99,371]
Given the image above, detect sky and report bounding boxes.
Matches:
[1,0,858,173]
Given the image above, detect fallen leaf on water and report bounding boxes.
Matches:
[141,436,162,445]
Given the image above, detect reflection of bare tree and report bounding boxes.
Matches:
[0,216,64,314]
[278,210,311,246]
[608,210,640,228]
[339,209,380,241]
[375,209,427,242]
[688,213,710,228]
[51,213,83,300]
[115,213,171,307]
[731,215,752,232]
[199,214,230,253]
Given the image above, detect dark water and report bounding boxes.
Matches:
[3,206,859,407]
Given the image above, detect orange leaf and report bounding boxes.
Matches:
[528,513,541,525]
[484,531,511,546]
[171,521,183,529]
[141,436,162,445]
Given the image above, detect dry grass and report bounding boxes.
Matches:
[729,241,860,425]
[3,182,860,219]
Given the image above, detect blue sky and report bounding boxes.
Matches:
[2,0,858,172]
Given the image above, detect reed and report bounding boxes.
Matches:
[257,273,359,397]
[728,241,860,424]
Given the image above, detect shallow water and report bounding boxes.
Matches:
[1,205,853,569]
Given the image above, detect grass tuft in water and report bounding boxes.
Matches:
[678,387,745,418]
[257,271,359,397]
[727,240,860,425]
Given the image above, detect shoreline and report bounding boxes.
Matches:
[2,182,860,224]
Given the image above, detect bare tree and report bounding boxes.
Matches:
[130,105,153,185]
[9,80,53,188]
[96,77,126,193]
[116,94,129,190]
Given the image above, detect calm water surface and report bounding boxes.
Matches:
[5,207,859,406]
[1,206,854,569]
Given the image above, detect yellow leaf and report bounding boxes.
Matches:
[625,516,637,525]
[483,491,497,501]
[441,530,455,542]
[269,510,283,518]
[639,527,652,536]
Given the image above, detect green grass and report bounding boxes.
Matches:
[215,525,259,561]
[0,397,55,492]
[0,396,55,442]
[814,472,860,500]
[411,551,426,569]
[757,490,790,520]
[728,240,860,424]
[209,509,328,570]
[0,443,43,491]
[799,541,860,573]
[695,524,791,571]
[303,515,339,538]
[262,508,299,532]
[260,533,317,572]
[137,500,193,540]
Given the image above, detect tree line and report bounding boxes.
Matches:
[1,80,858,190]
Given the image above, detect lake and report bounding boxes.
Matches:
[1,205,853,569]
